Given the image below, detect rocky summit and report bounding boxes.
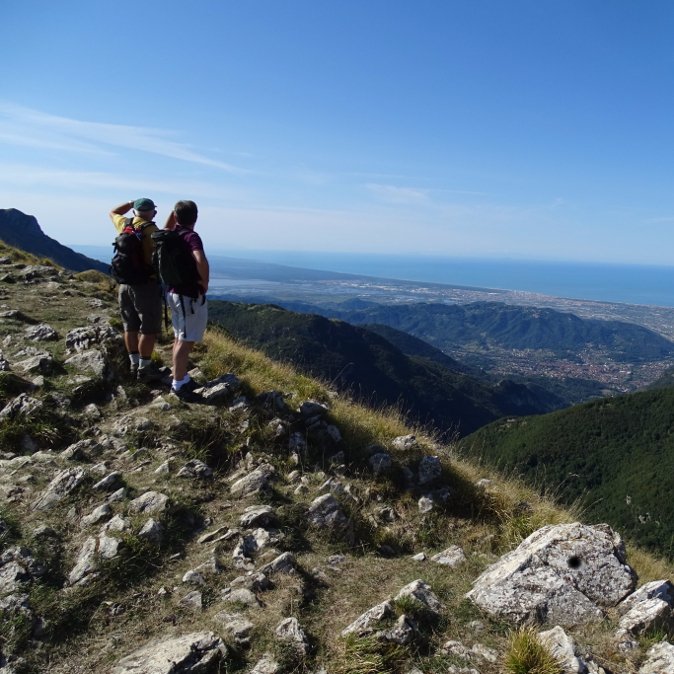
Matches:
[0,242,673,673]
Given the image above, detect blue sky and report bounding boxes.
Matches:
[2,0,674,264]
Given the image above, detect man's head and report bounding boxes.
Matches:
[133,198,156,220]
[174,200,198,228]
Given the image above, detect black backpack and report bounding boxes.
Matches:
[151,228,199,289]
[110,220,154,284]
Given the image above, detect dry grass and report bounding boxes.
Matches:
[503,627,563,674]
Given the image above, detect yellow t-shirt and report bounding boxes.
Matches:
[111,214,159,278]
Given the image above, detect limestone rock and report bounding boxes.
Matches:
[466,522,637,626]
[395,580,443,615]
[538,626,587,674]
[111,631,227,674]
[239,505,277,529]
[64,348,109,379]
[25,323,58,341]
[0,393,43,421]
[65,323,121,353]
[392,434,417,451]
[32,467,87,511]
[177,459,213,480]
[69,534,122,585]
[128,491,170,515]
[229,463,275,497]
[341,601,394,637]
[369,452,393,476]
[431,546,466,568]
[418,455,442,485]
[249,652,281,674]
[275,616,310,655]
[212,611,254,645]
[638,641,674,674]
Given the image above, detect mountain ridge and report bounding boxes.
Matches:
[0,208,110,274]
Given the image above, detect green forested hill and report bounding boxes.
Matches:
[327,301,674,361]
[460,387,674,558]
[208,301,564,437]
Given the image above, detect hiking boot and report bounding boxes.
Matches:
[137,361,164,383]
[171,378,203,402]
[129,362,139,378]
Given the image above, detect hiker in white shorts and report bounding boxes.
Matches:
[162,200,209,401]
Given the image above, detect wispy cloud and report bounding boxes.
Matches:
[365,183,430,205]
[0,103,247,172]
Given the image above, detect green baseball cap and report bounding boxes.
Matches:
[134,198,156,211]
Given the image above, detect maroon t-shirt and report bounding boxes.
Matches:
[168,226,205,299]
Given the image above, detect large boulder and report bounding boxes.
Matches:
[111,631,227,673]
[466,523,636,627]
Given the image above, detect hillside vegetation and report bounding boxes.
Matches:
[0,240,673,673]
[460,387,674,559]
[208,301,563,438]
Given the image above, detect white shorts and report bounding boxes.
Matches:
[167,293,208,342]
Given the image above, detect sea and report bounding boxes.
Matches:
[73,245,674,309]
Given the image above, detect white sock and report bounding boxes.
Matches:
[139,357,153,369]
[129,353,140,366]
[172,375,191,390]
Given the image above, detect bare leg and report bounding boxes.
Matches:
[138,333,156,359]
[172,339,195,382]
[124,331,139,354]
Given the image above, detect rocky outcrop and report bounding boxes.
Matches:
[466,523,637,626]
[111,632,227,673]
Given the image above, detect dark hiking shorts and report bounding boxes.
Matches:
[118,282,162,334]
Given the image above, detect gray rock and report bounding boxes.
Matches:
[81,503,113,528]
[13,353,55,375]
[341,601,394,637]
[418,456,442,486]
[431,545,466,568]
[369,452,393,476]
[177,459,213,479]
[93,471,123,492]
[229,463,275,497]
[638,641,674,674]
[392,434,418,451]
[466,522,637,627]
[538,626,587,674]
[618,579,674,615]
[64,349,109,378]
[258,551,297,576]
[25,324,58,341]
[128,491,170,515]
[180,590,203,611]
[395,580,443,615]
[32,467,87,511]
[308,494,349,529]
[275,617,310,654]
[111,631,227,674]
[138,519,164,544]
[249,652,281,674]
[212,611,254,645]
[239,505,277,529]
[65,323,121,353]
[418,496,434,513]
[378,614,417,645]
[299,400,329,419]
[69,534,122,585]
[221,587,260,607]
[0,393,43,421]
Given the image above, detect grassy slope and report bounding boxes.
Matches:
[1,240,673,673]
[208,301,561,439]
[461,388,674,559]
